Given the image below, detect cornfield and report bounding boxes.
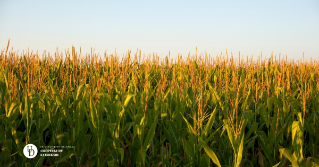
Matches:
[0,41,319,167]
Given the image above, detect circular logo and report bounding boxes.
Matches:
[23,144,38,158]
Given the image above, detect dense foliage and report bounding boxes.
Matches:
[1,44,319,166]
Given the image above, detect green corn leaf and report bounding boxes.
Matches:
[272,157,287,167]
[24,89,32,140]
[183,139,194,164]
[163,125,177,147]
[143,118,157,150]
[199,137,221,167]
[107,160,115,167]
[236,133,244,167]
[180,111,196,135]
[124,94,135,107]
[1,71,8,89]
[292,120,303,162]
[166,120,179,145]
[89,98,98,129]
[0,127,8,143]
[118,148,124,163]
[6,102,19,118]
[203,107,217,137]
[138,149,146,166]
[244,122,258,141]
[76,84,86,100]
[223,119,235,151]
[3,161,16,167]
[48,78,73,126]
[33,157,45,167]
[0,139,12,163]
[256,131,275,165]
[279,148,298,167]
[200,154,210,167]
[204,125,222,143]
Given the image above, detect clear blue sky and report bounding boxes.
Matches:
[1,0,318,60]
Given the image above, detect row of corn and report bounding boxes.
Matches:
[0,43,319,166]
